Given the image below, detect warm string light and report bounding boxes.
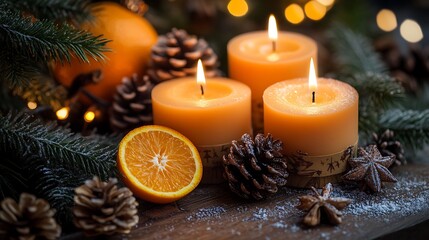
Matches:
[84,110,96,123]
[285,4,304,24]
[56,107,70,120]
[284,0,334,24]
[304,1,326,21]
[27,101,37,110]
[227,0,248,17]
[376,9,397,32]
[375,9,423,43]
[400,19,423,43]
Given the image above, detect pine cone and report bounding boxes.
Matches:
[110,74,154,131]
[222,133,288,200]
[73,177,139,236]
[375,37,429,94]
[148,28,220,83]
[0,193,61,240]
[371,129,406,167]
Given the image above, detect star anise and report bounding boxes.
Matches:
[297,183,352,227]
[343,145,397,193]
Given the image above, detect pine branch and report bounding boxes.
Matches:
[328,24,387,75]
[31,166,90,225]
[341,72,405,140]
[0,111,117,178]
[380,109,429,150]
[0,157,27,200]
[344,72,405,109]
[0,8,110,64]
[3,0,93,25]
[0,50,40,90]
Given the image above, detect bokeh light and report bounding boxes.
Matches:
[84,111,96,123]
[227,0,248,17]
[305,1,326,21]
[285,4,305,24]
[27,101,37,110]
[400,19,424,43]
[316,0,335,7]
[56,107,69,120]
[376,9,397,32]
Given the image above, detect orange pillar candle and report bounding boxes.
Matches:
[263,59,359,188]
[228,15,317,133]
[152,60,252,183]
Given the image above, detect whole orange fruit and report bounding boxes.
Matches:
[53,2,157,102]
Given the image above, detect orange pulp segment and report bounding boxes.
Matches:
[118,125,203,204]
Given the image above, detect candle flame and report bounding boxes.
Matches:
[268,14,278,41]
[197,59,206,95]
[197,59,206,85]
[309,58,317,90]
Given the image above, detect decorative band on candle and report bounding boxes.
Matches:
[197,142,231,184]
[286,141,358,178]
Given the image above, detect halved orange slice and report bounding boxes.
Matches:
[118,125,203,204]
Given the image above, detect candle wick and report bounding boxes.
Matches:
[200,84,205,96]
[312,91,315,103]
[272,40,276,53]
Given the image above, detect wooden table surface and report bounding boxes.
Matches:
[64,164,429,240]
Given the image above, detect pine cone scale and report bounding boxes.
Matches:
[73,177,139,236]
[0,193,61,239]
[223,133,288,200]
[148,28,220,83]
[110,74,154,131]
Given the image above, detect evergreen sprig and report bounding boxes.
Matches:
[0,9,109,64]
[380,109,429,150]
[2,0,93,25]
[0,111,118,178]
[336,66,405,140]
[344,72,405,110]
[328,24,386,75]
[31,166,90,225]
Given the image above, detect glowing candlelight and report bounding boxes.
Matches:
[268,15,278,52]
[308,58,317,103]
[197,59,206,96]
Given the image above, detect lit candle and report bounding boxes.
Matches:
[263,59,359,188]
[228,15,318,133]
[152,60,252,183]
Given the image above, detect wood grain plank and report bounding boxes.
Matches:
[63,164,429,240]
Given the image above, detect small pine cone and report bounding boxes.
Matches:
[73,177,139,236]
[0,193,61,240]
[148,28,220,83]
[222,133,288,200]
[371,129,406,167]
[110,74,154,131]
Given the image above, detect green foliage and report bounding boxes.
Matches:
[0,0,109,110]
[0,9,109,64]
[0,111,118,178]
[2,0,93,25]
[0,157,26,199]
[380,109,429,150]
[31,166,90,225]
[0,111,120,224]
[329,24,429,153]
[329,25,386,75]
[342,73,405,138]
